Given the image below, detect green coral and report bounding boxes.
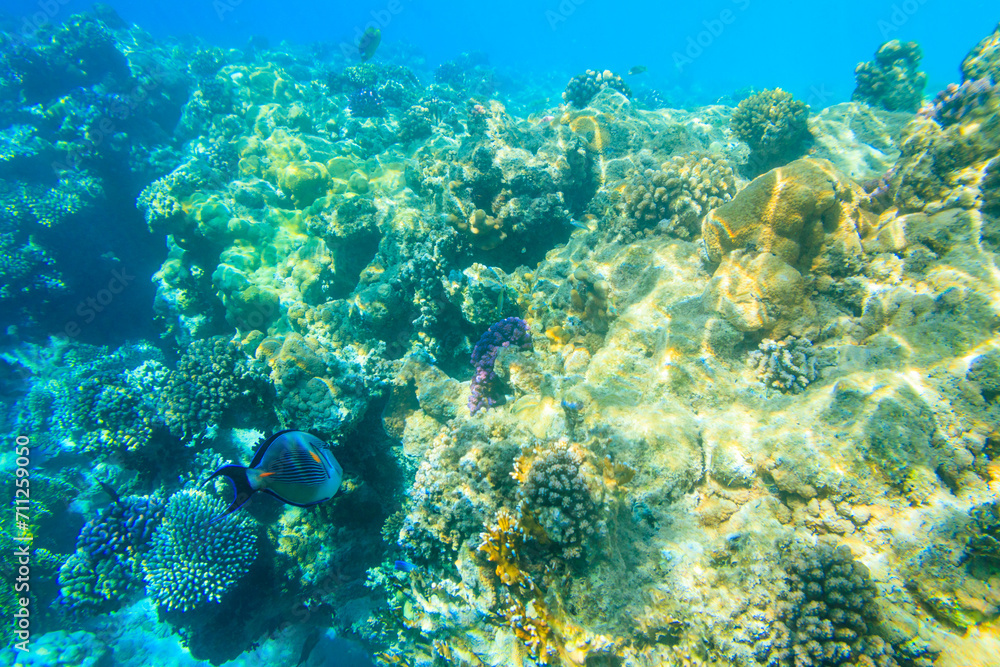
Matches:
[730,88,812,175]
[160,335,272,443]
[143,489,257,612]
[966,500,1000,568]
[961,22,1000,83]
[853,40,927,112]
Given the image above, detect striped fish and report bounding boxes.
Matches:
[205,430,343,521]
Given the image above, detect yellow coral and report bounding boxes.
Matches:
[478,509,527,586]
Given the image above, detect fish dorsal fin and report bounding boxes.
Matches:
[249,429,298,469]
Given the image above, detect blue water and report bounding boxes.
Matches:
[4,0,995,102]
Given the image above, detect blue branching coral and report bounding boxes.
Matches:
[57,494,165,615]
[469,317,532,414]
[143,489,257,612]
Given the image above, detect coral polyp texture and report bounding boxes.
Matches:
[853,40,927,112]
[469,316,533,414]
[3,10,1000,667]
[730,88,812,174]
[143,489,257,612]
[623,150,737,237]
[562,69,631,108]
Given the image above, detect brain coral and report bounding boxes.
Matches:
[143,489,257,612]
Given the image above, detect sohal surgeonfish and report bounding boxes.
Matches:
[206,430,343,521]
[358,26,381,62]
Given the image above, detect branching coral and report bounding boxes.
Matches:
[731,88,812,174]
[748,336,819,394]
[562,69,631,108]
[853,40,927,112]
[143,489,257,612]
[624,151,737,237]
[773,541,897,667]
[469,316,533,414]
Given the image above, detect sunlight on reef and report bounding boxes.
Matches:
[1,7,1000,667]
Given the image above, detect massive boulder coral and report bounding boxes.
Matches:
[961,21,1000,83]
[700,158,868,334]
[562,69,631,108]
[853,40,927,112]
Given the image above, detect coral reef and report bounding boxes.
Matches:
[469,317,533,414]
[562,69,631,108]
[772,541,896,667]
[748,336,819,393]
[853,40,927,112]
[623,150,737,237]
[961,21,1000,83]
[143,489,257,612]
[730,88,812,174]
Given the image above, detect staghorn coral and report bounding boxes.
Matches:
[143,489,257,612]
[853,40,927,112]
[748,336,819,394]
[469,316,533,414]
[562,69,631,108]
[623,150,737,237]
[730,88,812,174]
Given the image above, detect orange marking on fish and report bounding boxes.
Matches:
[310,451,320,463]
[260,471,275,477]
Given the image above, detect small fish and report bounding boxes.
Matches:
[628,65,647,75]
[394,560,419,573]
[358,26,381,62]
[206,430,343,521]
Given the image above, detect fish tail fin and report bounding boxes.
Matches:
[203,465,255,523]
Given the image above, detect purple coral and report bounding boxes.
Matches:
[917,78,999,127]
[469,317,532,415]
